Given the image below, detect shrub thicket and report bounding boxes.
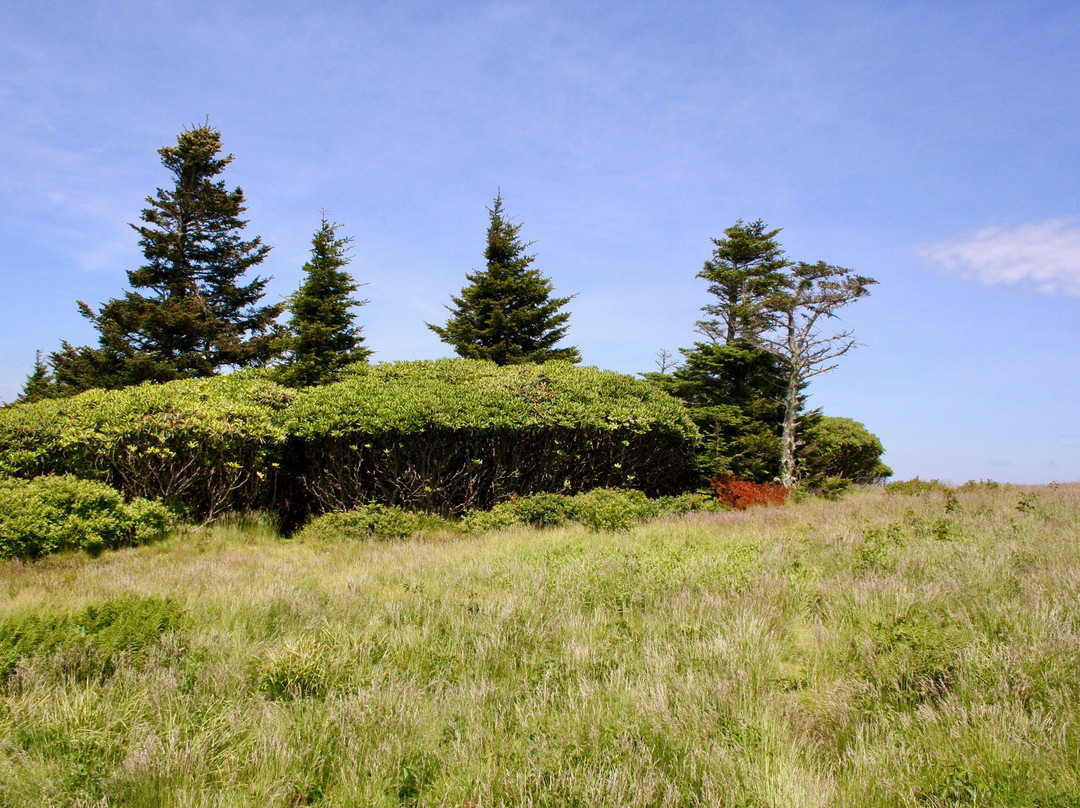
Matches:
[0,373,293,519]
[0,475,173,559]
[283,359,699,516]
[0,360,699,526]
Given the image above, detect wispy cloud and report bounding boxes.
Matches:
[919,218,1080,296]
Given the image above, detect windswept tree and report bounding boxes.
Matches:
[647,221,789,481]
[277,216,371,387]
[51,123,283,392]
[649,221,875,487]
[428,192,580,365]
[754,261,876,487]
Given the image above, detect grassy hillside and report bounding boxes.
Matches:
[1,483,1078,806]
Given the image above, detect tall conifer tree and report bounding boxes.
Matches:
[278,216,371,387]
[52,123,283,390]
[428,192,580,365]
[646,220,789,481]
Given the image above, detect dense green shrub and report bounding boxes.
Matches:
[461,487,722,533]
[570,488,660,531]
[284,359,699,516]
[0,594,185,680]
[885,477,952,496]
[0,475,173,559]
[808,475,852,500]
[0,373,293,519]
[0,360,700,523]
[799,416,892,486]
[294,503,445,542]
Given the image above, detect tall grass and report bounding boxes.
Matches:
[1,483,1078,806]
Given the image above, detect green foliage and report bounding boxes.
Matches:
[0,594,185,680]
[506,491,580,527]
[886,477,952,496]
[1,360,697,523]
[799,415,892,486]
[285,359,698,514]
[696,219,789,345]
[571,487,659,531]
[277,216,371,387]
[428,192,580,365]
[808,475,852,500]
[295,504,436,542]
[855,610,968,710]
[15,351,58,404]
[461,487,721,533]
[0,475,173,560]
[0,372,293,519]
[258,637,341,700]
[649,220,794,484]
[663,219,878,489]
[52,123,282,393]
[646,342,784,482]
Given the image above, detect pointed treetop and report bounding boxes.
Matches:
[428,191,580,366]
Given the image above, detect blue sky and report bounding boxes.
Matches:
[2,0,1077,483]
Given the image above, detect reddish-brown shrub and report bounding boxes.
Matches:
[710,475,788,509]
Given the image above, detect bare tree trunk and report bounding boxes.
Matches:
[779,364,800,487]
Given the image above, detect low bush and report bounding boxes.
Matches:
[885,477,952,496]
[0,475,173,559]
[808,475,852,500]
[461,487,723,533]
[295,503,445,542]
[710,475,788,509]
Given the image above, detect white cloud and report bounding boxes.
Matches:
[919,218,1080,296]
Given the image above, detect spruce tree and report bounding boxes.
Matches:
[696,219,789,344]
[428,192,580,365]
[278,216,371,387]
[646,220,789,482]
[15,351,58,403]
[54,123,283,390]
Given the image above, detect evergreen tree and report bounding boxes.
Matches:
[53,123,283,391]
[696,219,789,344]
[278,216,371,387]
[649,342,785,481]
[428,192,580,365]
[15,351,58,404]
[646,220,789,482]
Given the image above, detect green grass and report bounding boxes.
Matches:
[1,484,1078,806]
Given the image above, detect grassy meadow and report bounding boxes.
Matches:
[1,483,1078,806]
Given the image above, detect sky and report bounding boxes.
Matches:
[1,0,1077,484]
